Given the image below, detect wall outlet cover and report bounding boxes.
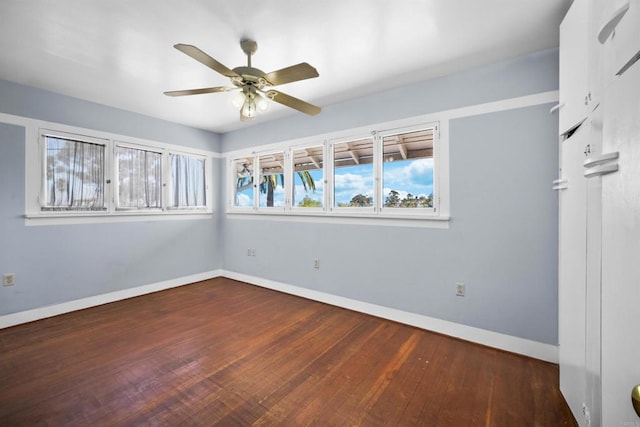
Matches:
[3,273,16,286]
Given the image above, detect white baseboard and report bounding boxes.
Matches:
[1,269,558,363]
[222,270,559,363]
[0,269,223,329]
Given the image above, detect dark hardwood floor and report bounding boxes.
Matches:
[0,278,576,426]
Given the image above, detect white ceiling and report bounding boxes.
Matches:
[0,0,571,134]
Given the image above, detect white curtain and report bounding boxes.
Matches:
[171,154,205,207]
[45,136,105,210]
[117,147,162,209]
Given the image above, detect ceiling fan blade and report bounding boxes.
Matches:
[265,90,321,116]
[174,44,240,78]
[263,63,319,86]
[164,86,234,97]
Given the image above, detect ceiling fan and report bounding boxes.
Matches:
[164,39,321,121]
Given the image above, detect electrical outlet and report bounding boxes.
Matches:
[251,249,256,257]
[455,282,465,297]
[3,273,15,287]
[314,259,320,269]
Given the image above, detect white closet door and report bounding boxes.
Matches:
[600,58,640,427]
[559,0,590,134]
[583,108,603,427]
[598,0,640,76]
[558,123,588,421]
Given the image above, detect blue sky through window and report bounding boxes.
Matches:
[383,157,434,202]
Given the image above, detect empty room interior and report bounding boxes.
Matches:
[1,0,639,425]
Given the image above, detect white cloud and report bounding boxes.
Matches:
[383,158,433,194]
[235,193,252,207]
[334,173,372,191]
[334,172,374,203]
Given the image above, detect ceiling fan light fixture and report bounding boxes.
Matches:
[241,96,257,119]
[255,92,270,112]
[231,91,246,109]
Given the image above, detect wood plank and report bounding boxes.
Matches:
[0,278,576,426]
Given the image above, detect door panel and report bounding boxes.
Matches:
[584,108,603,426]
[558,123,588,421]
[560,0,590,134]
[600,58,640,426]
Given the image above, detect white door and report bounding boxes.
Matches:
[599,59,640,426]
[604,0,640,76]
[559,0,590,134]
[584,107,603,427]
[558,121,589,421]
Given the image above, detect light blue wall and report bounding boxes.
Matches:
[0,82,223,316]
[220,49,560,345]
[0,80,221,152]
[221,49,559,151]
[0,49,560,346]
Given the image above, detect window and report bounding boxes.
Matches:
[115,144,162,210]
[292,145,324,209]
[331,137,374,209]
[381,127,435,212]
[43,133,106,211]
[233,156,255,208]
[258,152,285,208]
[228,120,445,223]
[33,128,212,221]
[170,153,206,209]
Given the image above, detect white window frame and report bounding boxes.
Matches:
[256,150,287,211]
[167,150,209,211]
[113,141,164,212]
[226,116,450,228]
[328,133,376,215]
[39,129,111,214]
[17,116,214,225]
[230,155,257,212]
[290,142,326,213]
[377,122,439,218]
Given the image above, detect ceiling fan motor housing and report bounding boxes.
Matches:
[232,66,268,87]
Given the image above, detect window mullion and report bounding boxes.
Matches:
[285,149,292,210]
[107,141,115,213]
[252,154,259,210]
[433,125,439,214]
[162,152,170,211]
[39,132,47,208]
[323,140,329,212]
[373,131,381,214]
[327,140,335,212]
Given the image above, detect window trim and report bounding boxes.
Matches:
[18,118,215,225]
[290,142,326,212]
[227,116,449,225]
[113,140,164,212]
[256,150,287,211]
[40,129,110,213]
[328,133,376,214]
[230,155,257,212]
[378,123,439,217]
[167,150,209,211]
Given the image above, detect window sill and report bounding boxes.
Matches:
[226,210,450,228]
[25,210,214,226]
